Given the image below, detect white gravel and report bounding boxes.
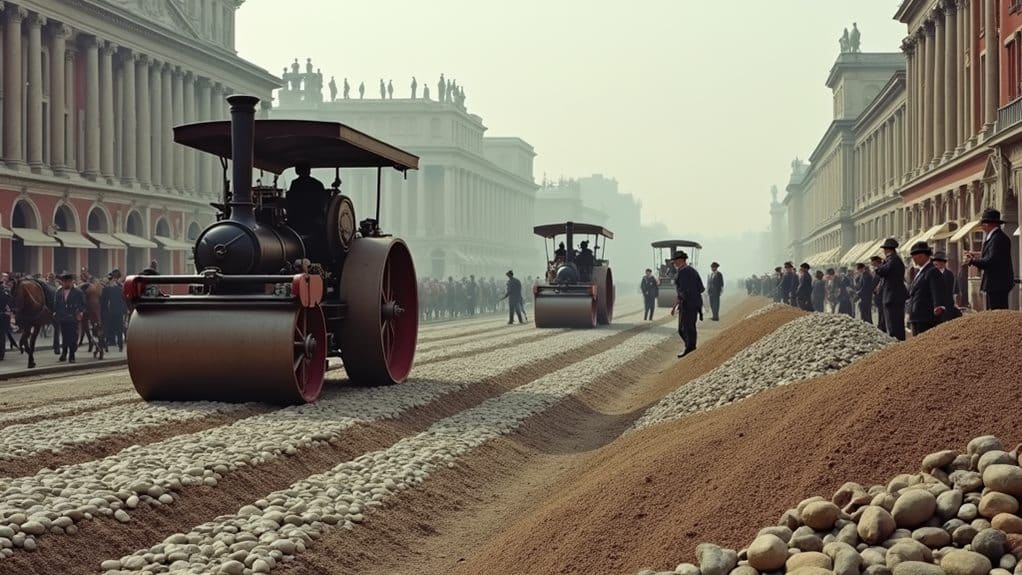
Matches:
[102,326,674,574]
[0,317,649,556]
[631,313,894,431]
[0,392,138,427]
[744,302,792,320]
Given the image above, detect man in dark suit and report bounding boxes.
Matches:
[54,271,86,363]
[965,207,1016,310]
[796,262,814,311]
[780,262,796,306]
[101,269,128,351]
[670,251,704,358]
[706,262,724,321]
[874,238,908,341]
[870,255,887,333]
[640,269,658,321]
[835,267,854,316]
[811,270,826,312]
[772,267,783,302]
[906,242,946,336]
[502,270,525,325]
[932,251,962,321]
[854,262,875,324]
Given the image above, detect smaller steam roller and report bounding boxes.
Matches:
[123,95,420,404]
[532,222,615,328]
[652,239,702,308]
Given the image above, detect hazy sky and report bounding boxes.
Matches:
[236,1,906,239]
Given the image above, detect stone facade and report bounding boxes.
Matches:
[0,0,278,278]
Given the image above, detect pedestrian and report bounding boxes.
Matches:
[854,262,875,324]
[964,207,1016,310]
[780,262,797,306]
[906,241,945,336]
[772,267,783,303]
[54,271,86,363]
[874,238,908,341]
[811,270,826,312]
[669,251,704,358]
[100,269,128,351]
[796,263,813,311]
[640,268,658,321]
[836,267,854,317]
[501,270,525,325]
[931,251,962,321]
[870,255,887,333]
[706,262,723,321]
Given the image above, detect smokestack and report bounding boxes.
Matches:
[565,221,575,264]
[227,94,259,225]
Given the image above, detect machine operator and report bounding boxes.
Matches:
[576,240,595,282]
[286,162,330,238]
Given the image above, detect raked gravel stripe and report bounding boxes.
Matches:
[629,312,894,432]
[0,320,647,557]
[0,401,255,461]
[0,392,138,427]
[102,326,675,574]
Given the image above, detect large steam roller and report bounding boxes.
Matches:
[532,221,615,329]
[652,239,703,308]
[123,94,421,404]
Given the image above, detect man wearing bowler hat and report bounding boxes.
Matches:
[874,238,908,340]
[501,270,525,325]
[932,251,962,321]
[907,241,946,336]
[706,262,724,321]
[54,271,86,362]
[965,207,1015,310]
[870,255,887,333]
[796,262,813,311]
[670,251,704,358]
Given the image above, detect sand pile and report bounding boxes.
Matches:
[461,311,1022,575]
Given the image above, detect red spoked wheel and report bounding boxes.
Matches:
[338,237,419,385]
[293,306,328,402]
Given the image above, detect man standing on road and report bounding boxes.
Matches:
[54,271,86,363]
[706,262,724,321]
[796,262,813,311]
[874,238,908,341]
[854,262,875,324]
[870,255,887,333]
[965,208,1015,310]
[670,251,704,359]
[907,242,945,336]
[502,270,525,325]
[640,268,658,321]
[932,251,962,322]
[101,269,128,352]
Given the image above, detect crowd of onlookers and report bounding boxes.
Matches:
[417,274,536,322]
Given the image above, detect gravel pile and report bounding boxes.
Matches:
[744,303,792,319]
[101,328,673,574]
[639,434,1022,575]
[0,401,252,461]
[0,392,137,427]
[632,313,893,431]
[0,318,644,558]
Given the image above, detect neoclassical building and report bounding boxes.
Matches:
[270,66,540,281]
[0,0,278,277]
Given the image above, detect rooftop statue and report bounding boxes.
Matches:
[411,76,418,99]
[329,76,337,101]
[839,28,850,53]
[850,23,861,53]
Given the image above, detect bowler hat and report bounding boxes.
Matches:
[909,241,933,256]
[799,262,810,270]
[58,271,74,280]
[111,268,121,278]
[506,270,513,277]
[710,262,719,268]
[672,251,688,260]
[932,251,948,262]
[869,255,883,262]
[880,237,899,250]
[980,207,1005,224]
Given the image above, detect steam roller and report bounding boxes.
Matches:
[651,239,702,307]
[532,222,615,329]
[123,94,420,404]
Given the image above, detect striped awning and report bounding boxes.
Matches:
[86,232,127,249]
[899,230,927,256]
[856,239,886,262]
[949,220,982,243]
[839,241,874,265]
[153,235,194,251]
[113,232,159,249]
[11,227,59,247]
[53,230,97,249]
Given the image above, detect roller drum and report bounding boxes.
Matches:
[126,304,327,404]
[533,295,597,329]
[657,288,676,308]
[594,266,615,325]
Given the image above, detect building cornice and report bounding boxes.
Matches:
[854,71,908,132]
[894,0,928,23]
[826,53,905,89]
[0,170,215,212]
[808,120,856,165]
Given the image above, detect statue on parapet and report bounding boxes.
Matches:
[447,79,454,103]
[329,76,337,101]
[387,79,394,99]
[850,23,861,53]
[770,185,778,202]
[438,74,446,103]
[306,57,313,74]
[379,78,386,99]
[358,81,365,99]
[343,78,350,99]
[455,86,465,108]
[411,76,418,99]
[839,28,850,53]
[291,58,300,76]
[423,84,431,100]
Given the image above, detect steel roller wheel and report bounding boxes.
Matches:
[533,294,597,329]
[338,237,418,385]
[594,266,615,325]
[126,304,327,404]
[657,290,676,308]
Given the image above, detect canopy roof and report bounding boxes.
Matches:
[172,120,420,175]
[651,239,702,250]
[532,222,614,239]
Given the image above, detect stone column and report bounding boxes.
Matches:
[172,67,183,193]
[48,22,69,175]
[902,38,915,178]
[945,2,957,159]
[120,50,136,184]
[933,11,946,165]
[150,60,163,188]
[208,82,222,196]
[984,0,998,135]
[83,35,101,179]
[183,72,195,194]
[956,0,966,151]
[100,41,116,182]
[64,45,76,170]
[197,78,211,196]
[923,24,934,168]
[26,11,44,172]
[3,5,25,168]
[161,64,172,189]
[136,54,151,186]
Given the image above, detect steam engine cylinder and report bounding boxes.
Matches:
[554,263,580,284]
[194,221,303,275]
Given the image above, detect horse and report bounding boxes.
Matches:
[11,279,54,369]
[77,281,106,359]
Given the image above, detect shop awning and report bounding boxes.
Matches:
[0,224,11,238]
[931,221,960,241]
[86,232,127,249]
[856,238,886,262]
[153,235,194,251]
[949,220,982,243]
[916,222,953,244]
[1015,226,1020,237]
[809,246,841,267]
[53,230,96,249]
[11,227,60,247]
[840,241,874,265]
[899,230,926,256]
[113,232,159,249]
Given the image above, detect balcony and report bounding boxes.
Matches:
[997,96,1022,134]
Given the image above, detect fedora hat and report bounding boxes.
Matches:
[505,270,514,277]
[932,251,948,262]
[672,251,688,260]
[909,241,933,256]
[58,271,74,281]
[710,262,720,268]
[799,262,810,270]
[880,237,899,250]
[980,207,1005,224]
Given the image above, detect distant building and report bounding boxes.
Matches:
[271,66,540,281]
[0,0,278,277]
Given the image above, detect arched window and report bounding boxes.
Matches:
[11,200,40,274]
[125,210,147,274]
